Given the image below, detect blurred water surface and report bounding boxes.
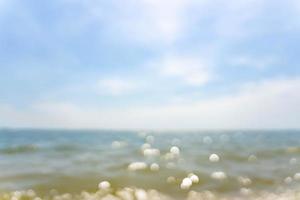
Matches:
[1,129,300,199]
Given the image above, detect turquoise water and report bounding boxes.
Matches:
[1,129,300,199]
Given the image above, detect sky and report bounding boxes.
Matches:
[0,0,300,130]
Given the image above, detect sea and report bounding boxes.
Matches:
[1,129,300,200]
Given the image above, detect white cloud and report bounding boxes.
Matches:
[98,0,266,44]
[109,0,194,44]
[78,0,209,45]
[96,78,138,96]
[1,77,299,129]
[230,55,276,69]
[0,0,299,130]
[101,0,265,44]
[153,55,213,86]
[211,0,264,38]
[119,0,185,44]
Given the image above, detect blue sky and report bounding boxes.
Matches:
[0,0,300,129]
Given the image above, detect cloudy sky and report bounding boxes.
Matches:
[0,0,299,129]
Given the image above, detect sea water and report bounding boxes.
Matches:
[1,129,300,199]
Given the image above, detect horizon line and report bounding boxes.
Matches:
[1,127,299,132]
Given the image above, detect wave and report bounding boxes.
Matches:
[0,145,38,154]
[1,185,300,200]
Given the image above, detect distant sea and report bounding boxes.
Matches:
[1,129,300,200]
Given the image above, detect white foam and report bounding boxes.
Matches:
[135,189,147,200]
[170,146,180,155]
[128,162,147,171]
[143,148,160,157]
[293,173,300,181]
[98,181,111,190]
[111,141,127,148]
[150,163,160,171]
[188,173,199,183]
[209,154,220,162]
[3,186,300,200]
[240,187,252,196]
[180,178,192,190]
[211,171,227,180]
[164,152,176,160]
